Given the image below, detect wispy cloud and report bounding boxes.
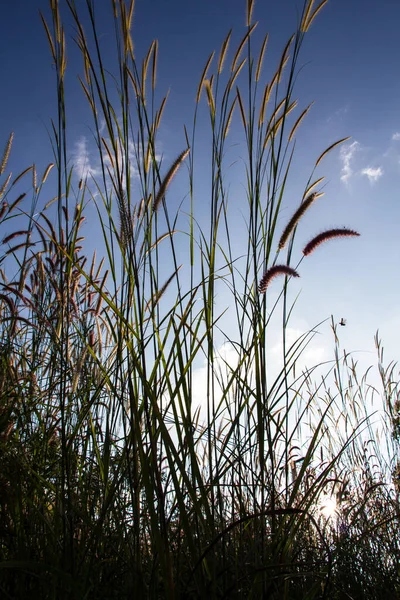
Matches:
[340,141,359,184]
[72,134,160,185]
[361,166,383,183]
[327,105,349,124]
[392,132,400,141]
[72,136,101,179]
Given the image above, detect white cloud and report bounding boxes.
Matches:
[268,327,327,377]
[72,134,157,185]
[361,166,383,183]
[340,141,359,184]
[191,342,241,421]
[191,327,329,425]
[392,132,400,141]
[327,105,349,124]
[72,136,101,179]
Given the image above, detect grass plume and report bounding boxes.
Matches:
[258,264,300,293]
[303,228,360,256]
[278,191,322,250]
[0,132,13,176]
[153,148,190,212]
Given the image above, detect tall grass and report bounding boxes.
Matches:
[0,0,399,598]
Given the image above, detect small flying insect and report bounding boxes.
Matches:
[339,318,346,326]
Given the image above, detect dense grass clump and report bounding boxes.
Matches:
[0,0,399,598]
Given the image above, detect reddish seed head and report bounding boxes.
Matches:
[88,330,96,348]
[258,265,300,294]
[303,228,360,256]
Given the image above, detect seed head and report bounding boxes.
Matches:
[278,192,321,250]
[303,228,360,256]
[258,265,299,294]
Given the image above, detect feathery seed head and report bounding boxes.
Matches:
[0,174,12,201]
[41,163,54,185]
[153,148,190,212]
[278,192,319,250]
[0,133,14,176]
[258,265,299,294]
[303,228,360,256]
[2,230,31,245]
[0,202,8,221]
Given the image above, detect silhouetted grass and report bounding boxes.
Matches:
[0,1,399,598]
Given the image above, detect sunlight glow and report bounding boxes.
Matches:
[320,495,338,519]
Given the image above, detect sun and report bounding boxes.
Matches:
[319,495,338,519]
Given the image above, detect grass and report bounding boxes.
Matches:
[0,0,399,598]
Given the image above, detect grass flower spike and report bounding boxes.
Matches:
[153,148,190,212]
[258,265,299,293]
[303,228,360,256]
[278,191,321,250]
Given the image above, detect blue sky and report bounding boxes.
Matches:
[1,0,400,386]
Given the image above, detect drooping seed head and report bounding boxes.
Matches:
[303,228,360,256]
[258,264,300,294]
